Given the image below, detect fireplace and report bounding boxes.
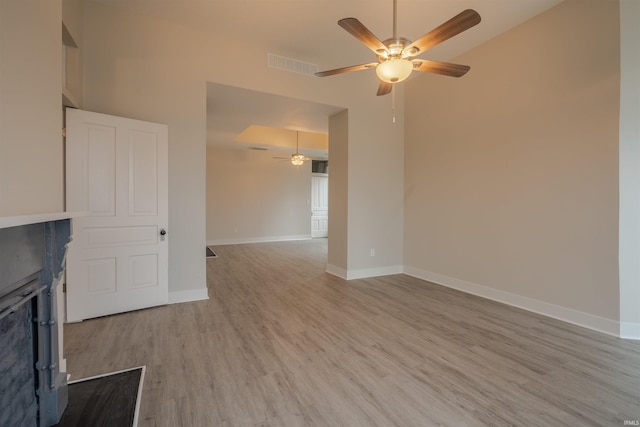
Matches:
[0,216,73,427]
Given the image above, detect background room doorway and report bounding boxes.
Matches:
[206,83,343,245]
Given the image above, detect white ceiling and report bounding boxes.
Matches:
[91,0,564,155]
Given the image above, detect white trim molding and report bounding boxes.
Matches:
[168,288,209,305]
[619,0,640,343]
[0,211,87,229]
[345,265,403,280]
[404,266,620,337]
[208,235,311,246]
[326,264,403,281]
[620,322,640,340]
[326,264,348,280]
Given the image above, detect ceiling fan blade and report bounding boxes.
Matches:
[377,81,393,96]
[315,63,377,77]
[338,18,388,55]
[404,9,481,57]
[413,60,470,77]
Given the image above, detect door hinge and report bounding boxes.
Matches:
[62,283,66,293]
[62,128,66,138]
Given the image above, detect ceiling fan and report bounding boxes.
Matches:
[315,0,481,96]
[273,131,312,166]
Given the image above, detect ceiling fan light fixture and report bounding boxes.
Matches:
[316,6,481,96]
[291,153,305,166]
[376,58,413,83]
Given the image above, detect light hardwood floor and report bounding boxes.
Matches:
[63,239,640,426]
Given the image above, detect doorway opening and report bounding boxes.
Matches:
[205,83,345,256]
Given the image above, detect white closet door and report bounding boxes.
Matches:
[311,175,328,238]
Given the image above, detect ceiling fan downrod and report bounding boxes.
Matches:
[393,0,398,40]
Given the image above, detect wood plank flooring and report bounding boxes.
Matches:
[63,239,640,426]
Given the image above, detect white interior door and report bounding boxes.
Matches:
[311,174,328,238]
[65,108,168,322]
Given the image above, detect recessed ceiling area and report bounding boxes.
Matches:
[206,82,344,157]
[237,126,329,159]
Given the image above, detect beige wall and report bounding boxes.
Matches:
[404,0,620,323]
[62,0,83,41]
[206,147,312,244]
[347,92,405,278]
[328,110,348,273]
[0,0,63,216]
[83,2,404,293]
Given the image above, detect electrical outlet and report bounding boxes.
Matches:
[370,248,375,257]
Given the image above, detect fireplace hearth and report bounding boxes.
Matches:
[0,216,73,427]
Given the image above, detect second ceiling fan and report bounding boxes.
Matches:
[273,131,312,166]
[315,0,481,96]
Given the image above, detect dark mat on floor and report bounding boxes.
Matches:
[54,367,144,427]
[206,246,218,258]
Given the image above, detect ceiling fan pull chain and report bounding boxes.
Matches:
[392,85,397,124]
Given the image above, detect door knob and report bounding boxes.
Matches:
[160,228,167,241]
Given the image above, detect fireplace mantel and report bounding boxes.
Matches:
[0,211,85,229]
[0,211,84,426]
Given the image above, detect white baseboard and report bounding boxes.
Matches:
[620,322,640,340]
[346,265,404,280]
[208,235,311,246]
[326,264,403,280]
[168,288,209,304]
[326,264,348,279]
[404,266,620,337]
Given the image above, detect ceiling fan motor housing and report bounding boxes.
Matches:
[378,37,412,59]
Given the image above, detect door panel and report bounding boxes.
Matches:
[87,127,116,215]
[84,226,158,247]
[129,254,158,289]
[129,132,159,215]
[311,175,329,238]
[86,258,116,293]
[66,108,168,322]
